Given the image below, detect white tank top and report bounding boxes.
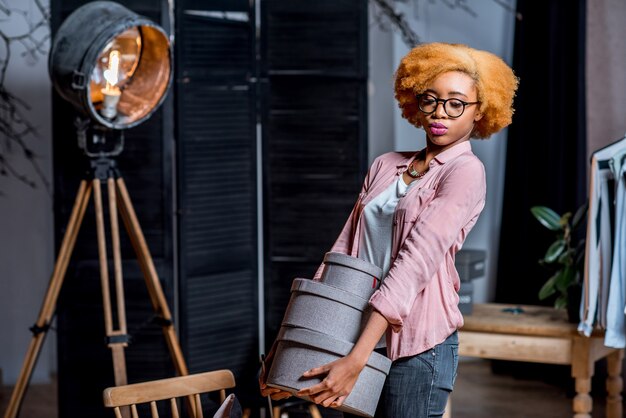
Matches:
[358,176,415,278]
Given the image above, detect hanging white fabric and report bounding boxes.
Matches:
[579,134,626,346]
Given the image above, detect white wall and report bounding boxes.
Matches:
[369,0,517,303]
[0,0,54,384]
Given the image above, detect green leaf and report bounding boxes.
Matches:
[554,294,568,309]
[555,266,574,292]
[531,206,562,231]
[559,212,572,227]
[558,248,574,264]
[543,239,566,263]
[539,272,559,300]
[572,202,589,229]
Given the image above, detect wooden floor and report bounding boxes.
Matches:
[0,359,619,417]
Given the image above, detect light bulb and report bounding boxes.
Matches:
[90,27,141,119]
[100,49,122,119]
[103,50,121,92]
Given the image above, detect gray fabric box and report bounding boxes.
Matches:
[321,252,383,300]
[267,327,392,417]
[282,278,369,343]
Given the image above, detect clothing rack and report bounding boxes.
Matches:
[579,133,626,349]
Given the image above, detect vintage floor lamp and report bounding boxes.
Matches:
[4,2,189,417]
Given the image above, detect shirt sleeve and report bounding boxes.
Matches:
[369,158,486,331]
[313,156,383,280]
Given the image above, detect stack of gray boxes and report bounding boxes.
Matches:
[455,249,487,315]
[267,249,486,416]
[267,252,392,417]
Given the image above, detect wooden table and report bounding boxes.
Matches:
[455,303,624,418]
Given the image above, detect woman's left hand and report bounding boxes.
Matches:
[296,355,365,408]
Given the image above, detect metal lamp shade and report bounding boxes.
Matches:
[49,1,172,129]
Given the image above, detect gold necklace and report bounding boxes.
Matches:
[407,161,428,179]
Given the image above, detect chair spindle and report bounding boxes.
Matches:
[170,398,179,418]
[150,401,159,418]
[194,393,203,418]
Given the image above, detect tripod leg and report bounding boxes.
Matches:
[115,177,189,377]
[4,181,92,418]
[93,178,128,387]
[116,177,198,417]
[108,178,127,337]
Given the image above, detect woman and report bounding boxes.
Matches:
[260,42,518,418]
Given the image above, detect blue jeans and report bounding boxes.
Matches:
[345,331,459,418]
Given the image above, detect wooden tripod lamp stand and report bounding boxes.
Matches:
[5,2,188,417]
[4,155,189,418]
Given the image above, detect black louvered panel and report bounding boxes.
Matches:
[178,84,255,275]
[185,270,257,372]
[262,0,368,342]
[180,0,248,12]
[266,79,363,258]
[179,13,252,78]
[176,0,258,403]
[56,270,113,418]
[182,269,260,405]
[264,261,317,342]
[263,0,367,76]
[270,197,354,260]
[267,79,364,194]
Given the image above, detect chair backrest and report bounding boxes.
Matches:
[103,370,236,418]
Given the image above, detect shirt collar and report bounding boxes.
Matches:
[433,140,472,164]
[396,140,473,168]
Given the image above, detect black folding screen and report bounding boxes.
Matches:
[175,0,260,402]
[261,0,369,348]
[50,0,367,416]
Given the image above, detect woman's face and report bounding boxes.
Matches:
[416,71,482,151]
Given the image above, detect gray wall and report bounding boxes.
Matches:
[586,0,626,155]
[0,0,54,384]
[368,0,517,303]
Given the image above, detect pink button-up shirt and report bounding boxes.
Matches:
[314,141,486,361]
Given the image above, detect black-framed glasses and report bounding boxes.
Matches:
[416,93,479,118]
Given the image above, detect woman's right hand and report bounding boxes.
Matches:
[259,347,292,401]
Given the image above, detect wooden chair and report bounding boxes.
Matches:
[103,370,237,418]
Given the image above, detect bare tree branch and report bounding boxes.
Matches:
[0,0,51,194]
[371,0,422,47]
[370,0,521,48]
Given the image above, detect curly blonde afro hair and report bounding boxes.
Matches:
[394,43,518,139]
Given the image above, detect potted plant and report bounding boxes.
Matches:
[530,203,587,318]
